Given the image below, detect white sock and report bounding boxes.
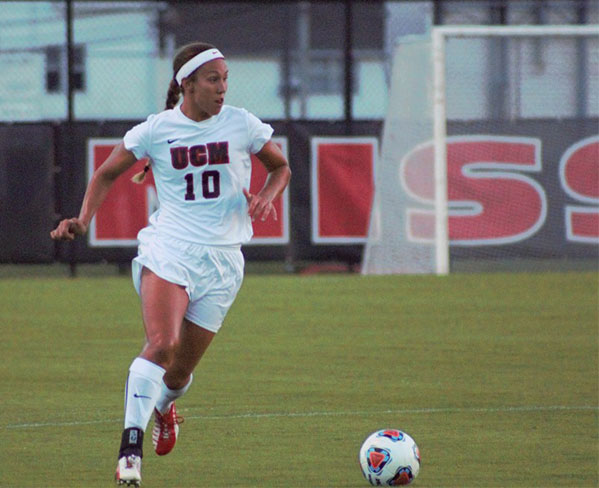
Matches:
[155,374,193,414]
[124,357,166,430]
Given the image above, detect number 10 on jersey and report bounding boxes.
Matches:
[184,170,220,200]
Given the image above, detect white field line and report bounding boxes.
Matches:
[4,404,597,430]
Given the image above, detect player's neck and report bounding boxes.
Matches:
[180,102,212,123]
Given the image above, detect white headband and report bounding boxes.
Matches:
[175,49,225,85]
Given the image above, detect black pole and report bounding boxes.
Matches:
[575,0,587,117]
[65,0,77,277]
[344,0,353,133]
[283,4,295,272]
[488,0,508,119]
[66,0,74,123]
[433,0,443,25]
[282,4,292,121]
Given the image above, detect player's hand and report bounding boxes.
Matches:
[50,218,88,241]
[243,188,277,222]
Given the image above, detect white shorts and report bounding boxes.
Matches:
[131,227,244,333]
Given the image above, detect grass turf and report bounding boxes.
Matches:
[0,270,597,487]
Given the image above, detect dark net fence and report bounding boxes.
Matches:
[0,0,596,272]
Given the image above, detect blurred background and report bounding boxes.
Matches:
[0,0,597,273]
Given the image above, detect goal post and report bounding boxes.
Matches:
[362,24,599,275]
[432,28,449,276]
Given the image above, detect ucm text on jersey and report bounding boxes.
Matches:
[170,141,230,169]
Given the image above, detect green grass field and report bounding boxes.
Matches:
[1,269,597,487]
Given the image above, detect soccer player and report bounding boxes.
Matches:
[50,42,291,486]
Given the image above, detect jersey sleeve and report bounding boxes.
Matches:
[246,111,274,154]
[123,115,155,160]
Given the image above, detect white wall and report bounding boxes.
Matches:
[0,2,161,121]
[0,1,596,122]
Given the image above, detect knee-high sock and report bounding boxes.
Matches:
[124,357,166,430]
[155,374,193,414]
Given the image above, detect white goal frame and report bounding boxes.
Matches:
[431,24,599,275]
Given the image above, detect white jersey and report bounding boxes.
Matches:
[123,105,273,246]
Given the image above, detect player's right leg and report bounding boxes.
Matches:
[116,357,166,486]
[117,266,190,483]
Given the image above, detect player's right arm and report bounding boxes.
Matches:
[50,142,138,241]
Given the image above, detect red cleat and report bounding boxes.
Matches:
[152,403,183,456]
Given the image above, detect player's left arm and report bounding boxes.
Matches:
[243,140,291,222]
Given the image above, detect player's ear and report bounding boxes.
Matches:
[182,77,194,93]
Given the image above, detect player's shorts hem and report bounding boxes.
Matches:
[182,313,221,333]
[131,255,191,298]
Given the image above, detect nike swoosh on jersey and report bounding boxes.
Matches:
[167,138,178,144]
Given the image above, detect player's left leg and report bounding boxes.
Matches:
[153,320,215,455]
[152,244,243,456]
[162,318,216,390]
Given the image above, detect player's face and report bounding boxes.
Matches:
[187,59,228,120]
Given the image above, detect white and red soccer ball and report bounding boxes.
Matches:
[359,429,421,486]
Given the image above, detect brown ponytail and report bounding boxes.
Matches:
[131,160,151,184]
[165,79,181,110]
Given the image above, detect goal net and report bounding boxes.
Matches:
[362,25,599,275]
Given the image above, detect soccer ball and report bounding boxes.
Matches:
[358,429,421,486]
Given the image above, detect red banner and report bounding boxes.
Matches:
[311,137,377,243]
[87,138,289,246]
